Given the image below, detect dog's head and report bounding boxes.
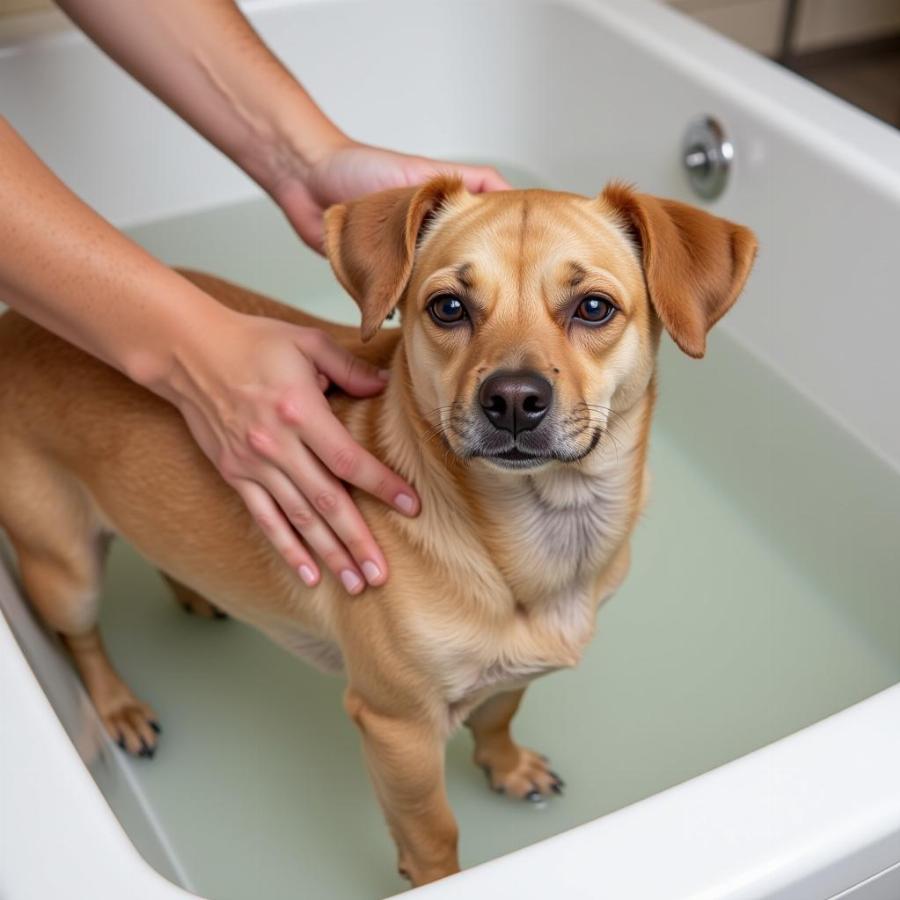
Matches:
[325,177,756,472]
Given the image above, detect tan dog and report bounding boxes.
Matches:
[0,178,756,886]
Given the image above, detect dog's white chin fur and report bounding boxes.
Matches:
[478,457,553,473]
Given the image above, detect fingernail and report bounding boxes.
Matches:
[298,564,318,586]
[394,492,416,515]
[340,569,364,593]
[378,368,391,381]
[361,560,381,584]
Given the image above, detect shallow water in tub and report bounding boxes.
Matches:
[84,183,900,899]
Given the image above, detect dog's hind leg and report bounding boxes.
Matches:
[162,573,228,620]
[1,459,160,757]
[466,689,563,800]
[63,625,160,757]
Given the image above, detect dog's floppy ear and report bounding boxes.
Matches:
[323,175,466,341]
[602,182,757,358]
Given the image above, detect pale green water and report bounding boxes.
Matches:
[89,188,900,899]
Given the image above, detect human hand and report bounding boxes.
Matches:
[166,309,419,593]
[273,140,510,252]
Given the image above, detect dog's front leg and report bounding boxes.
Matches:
[467,689,563,800]
[344,688,458,886]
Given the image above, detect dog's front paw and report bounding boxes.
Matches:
[99,694,161,759]
[478,748,564,801]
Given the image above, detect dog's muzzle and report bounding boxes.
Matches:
[470,369,560,467]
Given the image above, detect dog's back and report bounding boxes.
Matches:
[0,272,397,649]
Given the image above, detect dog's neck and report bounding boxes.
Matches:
[375,345,653,612]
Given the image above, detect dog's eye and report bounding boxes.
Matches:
[428,294,468,325]
[574,294,617,325]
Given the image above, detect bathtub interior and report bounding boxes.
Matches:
[3,182,897,900]
[3,0,900,898]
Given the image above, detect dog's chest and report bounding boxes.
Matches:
[499,467,634,592]
[440,469,635,716]
[441,580,598,715]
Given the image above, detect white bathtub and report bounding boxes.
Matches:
[3,1,900,898]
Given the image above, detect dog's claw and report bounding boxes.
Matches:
[150,720,161,734]
[525,789,542,803]
[549,770,565,787]
[213,609,229,620]
[116,736,126,751]
[482,764,505,793]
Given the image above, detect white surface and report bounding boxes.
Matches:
[2,1,900,899]
[0,563,194,900]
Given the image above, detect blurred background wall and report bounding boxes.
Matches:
[668,0,900,55]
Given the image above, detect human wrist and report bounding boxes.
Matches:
[241,89,351,197]
[123,285,236,406]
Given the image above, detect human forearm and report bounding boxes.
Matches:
[54,0,510,252]
[0,116,226,392]
[55,0,345,196]
[0,116,418,589]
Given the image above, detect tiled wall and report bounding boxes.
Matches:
[668,0,900,56]
[0,0,52,14]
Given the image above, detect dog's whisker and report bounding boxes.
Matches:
[581,404,631,433]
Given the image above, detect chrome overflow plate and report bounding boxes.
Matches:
[682,116,733,201]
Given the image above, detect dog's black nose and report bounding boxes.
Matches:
[479,370,552,434]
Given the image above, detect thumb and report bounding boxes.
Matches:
[304,334,388,398]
